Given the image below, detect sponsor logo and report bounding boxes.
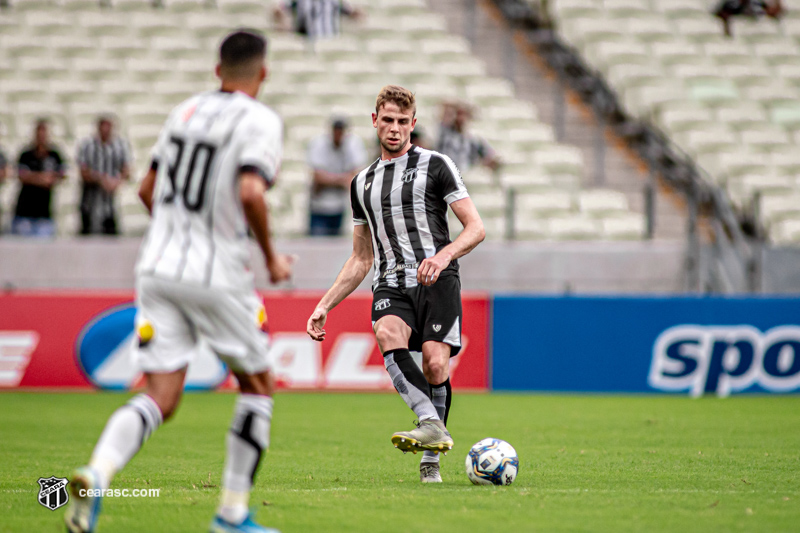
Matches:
[38,476,69,511]
[401,167,418,183]
[0,331,39,387]
[432,324,442,332]
[365,182,372,190]
[382,262,419,278]
[374,299,391,311]
[649,325,800,397]
[76,304,228,391]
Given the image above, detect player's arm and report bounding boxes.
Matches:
[417,197,485,286]
[138,166,157,214]
[240,172,293,284]
[307,223,373,341]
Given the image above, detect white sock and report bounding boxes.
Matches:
[218,394,273,524]
[89,394,163,489]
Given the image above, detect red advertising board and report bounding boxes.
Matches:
[0,291,489,391]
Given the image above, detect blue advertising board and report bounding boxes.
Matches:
[491,296,800,396]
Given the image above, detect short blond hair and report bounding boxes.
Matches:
[375,85,416,116]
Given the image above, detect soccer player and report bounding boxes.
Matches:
[306,85,485,483]
[64,30,292,533]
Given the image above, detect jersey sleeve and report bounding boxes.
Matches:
[239,112,283,189]
[150,116,173,170]
[430,153,469,204]
[350,176,367,225]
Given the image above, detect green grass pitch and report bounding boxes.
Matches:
[1,392,798,532]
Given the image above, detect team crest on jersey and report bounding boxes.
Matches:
[401,168,418,183]
[374,299,391,311]
[37,476,69,511]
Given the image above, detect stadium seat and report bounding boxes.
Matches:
[651,0,709,20]
[516,189,573,217]
[532,145,583,177]
[625,16,676,43]
[601,214,645,240]
[577,189,629,216]
[548,216,601,240]
[658,104,714,135]
[499,171,553,191]
[759,192,800,225]
[771,218,800,244]
[674,18,723,43]
[651,41,707,68]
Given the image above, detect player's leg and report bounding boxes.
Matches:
[203,291,279,533]
[372,293,452,453]
[210,370,278,533]
[375,315,439,423]
[419,341,453,482]
[65,370,187,533]
[417,275,462,481]
[65,277,194,533]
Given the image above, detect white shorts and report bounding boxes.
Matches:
[134,276,271,375]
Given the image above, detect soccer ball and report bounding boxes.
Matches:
[465,438,519,486]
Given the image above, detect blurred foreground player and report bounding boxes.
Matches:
[306,86,485,483]
[64,30,293,533]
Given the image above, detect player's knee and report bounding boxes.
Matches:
[152,395,181,421]
[423,358,448,382]
[375,327,403,353]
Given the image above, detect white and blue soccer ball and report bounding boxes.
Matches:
[465,438,519,486]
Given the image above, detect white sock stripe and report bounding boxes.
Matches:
[127,394,163,436]
[236,395,274,420]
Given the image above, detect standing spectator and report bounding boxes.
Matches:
[436,101,501,174]
[77,116,131,235]
[273,0,364,41]
[11,119,65,237]
[307,116,367,236]
[714,0,783,37]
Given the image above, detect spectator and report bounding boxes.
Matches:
[11,119,65,237]
[273,0,364,41]
[307,116,367,236]
[714,0,783,37]
[436,101,501,173]
[77,116,131,235]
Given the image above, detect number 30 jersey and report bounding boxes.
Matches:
[136,90,283,291]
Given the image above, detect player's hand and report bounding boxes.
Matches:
[267,253,295,284]
[417,252,451,286]
[307,306,328,342]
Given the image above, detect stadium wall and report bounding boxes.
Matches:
[492,296,800,396]
[3,291,800,396]
[0,291,490,392]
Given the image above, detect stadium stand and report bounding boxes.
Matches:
[0,0,647,241]
[543,0,800,244]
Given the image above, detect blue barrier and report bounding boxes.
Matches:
[491,296,800,395]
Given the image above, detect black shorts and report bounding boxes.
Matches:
[371,275,463,356]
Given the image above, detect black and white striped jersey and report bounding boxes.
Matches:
[292,0,352,39]
[77,135,131,178]
[350,145,469,290]
[136,90,283,291]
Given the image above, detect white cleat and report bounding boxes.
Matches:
[64,466,102,533]
[420,463,443,483]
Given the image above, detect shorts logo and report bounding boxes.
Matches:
[432,324,442,332]
[38,476,69,511]
[374,299,391,311]
[401,168,418,183]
